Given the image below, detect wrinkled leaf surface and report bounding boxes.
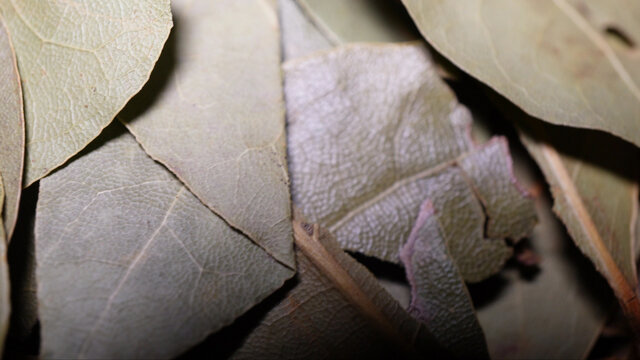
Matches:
[400,199,489,359]
[285,43,536,282]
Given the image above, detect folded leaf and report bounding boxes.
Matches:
[0,176,11,353]
[286,43,536,282]
[517,116,640,333]
[400,200,489,359]
[120,0,294,269]
[401,0,640,147]
[35,125,294,359]
[476,165,612,359]
[0,0,172,185]
[296,0,418,44]
[228,215,447,359]
[0,16,23,239]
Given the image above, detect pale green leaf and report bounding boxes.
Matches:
[401,0,640,147]
[400,200,489,359]
[120,0,294,268]
[35,125,294,359]
[285,43,536,282]
[0,0,172,185]
[0,15,23,239]
[228,216,446,359]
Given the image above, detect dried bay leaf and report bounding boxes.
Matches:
[295,0,419,44]
[0,176,11,354]
[401,0,640,147]
[35,125,294,359]
[476,165,612,360]
[516,116,640,333]
[0,15,23,239]
[120,0,294,269]
[400,200,489,359]
[279,0,332,61]
[286,43,536,282]
[0,0,172,185]
[227,216,447,360]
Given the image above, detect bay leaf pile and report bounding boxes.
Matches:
[1,0,638,359]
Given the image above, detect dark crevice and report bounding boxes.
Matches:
[604,26,636,49]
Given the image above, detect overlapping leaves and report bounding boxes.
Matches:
[0,0,637,358]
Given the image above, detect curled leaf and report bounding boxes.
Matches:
[400,199,489,359]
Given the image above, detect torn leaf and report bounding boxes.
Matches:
[401,0,640,147]
[400,200,489,359]
[0,15,23,239]
[0,0,173,185]
[120,0,294,269]
[285,43,536,282]
[35,125,294,359]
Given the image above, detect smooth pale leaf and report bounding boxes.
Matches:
[0,15,23,239]
[296,0,418,44]
[120,0,294,269]
[476,159,612,360]
[516,115,640,331]
[0,176,11,353]
[229,216,447,359]
[285,43,536,282]
[401,0,640,147]
[0,0,172,185]
[400,200,489,359]
[35,125,294,359]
